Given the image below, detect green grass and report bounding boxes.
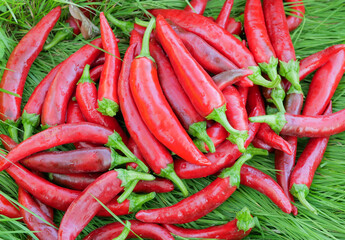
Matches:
[1,0,345,239]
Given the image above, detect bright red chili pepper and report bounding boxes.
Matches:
[58,169,155,240]
[90,64,103,82]
[149,38,215,153]
[97,12,122,117]
[226,17,242,35]
[216,0,234,29]
[163,207,254,239]
[18,187,58,240]
[286,0,305,31]
[212,69,253,91]
[136,146,268,224]
[263,0,301,92]
[0,193,21,219]
[252,137,274,152]
[0,7,61,142]
[76,65,128,142]
[155,15,248,152]
[83,220,174,240]
[237,86,249,106]
[184,0,208,15]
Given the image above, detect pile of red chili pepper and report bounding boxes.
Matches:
[1,0,345,239]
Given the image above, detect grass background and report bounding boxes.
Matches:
[1,0,345,239]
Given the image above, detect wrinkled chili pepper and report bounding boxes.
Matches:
[163,207,254,239]
[83,220,174,240]
[184,0,208,15]
[0,7,61,142]
[0,193,21,219]
[216,0,234,29]
[155,15,248,152]
[136,146,268,224]
[286,0,305,31]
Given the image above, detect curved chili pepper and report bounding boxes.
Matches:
[240,164,292,213]
[58,169,155,240]
[216,0,234,29]
[226,17,242,35]
[155,15,248,152]
[91,53,105,68]
[126,137,146,170]
[252,137,274,152]
[0,193,21,219]
[83,220,174,240]
[22,62,62,140]
[18,187,58,240]
[136,146,268,224]
[76,65,128,142]
[149,38,215,153]
[163,207,254,239]
[0,7,61,142]
[97,12,122,116]
[41,38,102,127]
[90,64,103,82]
[286,0,305,31]
[237,86,249,107]
[212,69,253,91]
[263,0,301,92]
[184,0,208,15]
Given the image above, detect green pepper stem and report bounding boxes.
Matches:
[77,65,95,85]
[136,18,156,62]
[247,66,279,88]
[128,192,156,212]
[97,98,119,117]
[188,121,215,153]
[44,26,73,51]
[118,180,139,204]
[249,112,287,134]
[291,184,317,215]
[4,119,20,143]
[22,111,40,140]
[279,59,302,93]
[106,14,134,35]
[193,139,208,153]
[258,56,281,88]
[109,148,133,170]
[113,221,131,240]
[236,207,255,232]
[268,83,286,113]
[159,164,189,197]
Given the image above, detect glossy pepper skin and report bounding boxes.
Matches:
[226,18,242,35]
[286,0,305,31]
[18,188,58,240]
[0,7,61,142]
[212,69,253,91]
[41,38,102,127]
[155,15,248,152]
[0,193,21,219]
[97,12,122,116]
[149,38,215,153]
[216,0,234,29]
[83,220,174,240]
[184,0,208,15]
[90,64,103,82]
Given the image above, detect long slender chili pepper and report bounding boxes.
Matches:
[226,17,242,35]
[0,193,21,219]
[136,146,268,224]
[286,0,305,31]
[184,0,208,15]
[263,0,301,92]
[129,19,210,166]
[163,207,254,239]
[90,64,103,82]
[150,9,276,88]
[212,69,253,91]
[41,38,102,127]
[76,65,128,142]
[91,53,105,67]
[58,169,155,240]
[126,137,146,170]
[149,38,215,153]
[18,187,58,240]
[83,220,174,240]
[252,138,274,152]
[216,0,234,29]
[155,15,248,152]
[240,164,292,213]
[97,12,122,116]
[0,122,146,172]
[237,86,249,106]
[0,7,61,142]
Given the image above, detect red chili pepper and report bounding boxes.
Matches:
[155,15,248,152]
[163,207,254,239]
[97,12,122,116]
[240,164,292,213]
[252,137,274,152]
[237,86,249,106]
[226,17,242,35]
[126,137,146,170]
[136,146,268,224]
[184,0,208,15]
[76,65,128,143]
[0,193,21,219]
[212,69,253,91]
[22,62,62,140]
[41,39,102,127]
[58,169,155,240]
[216,0,234,29]
[149,38,215,153]
[91,53,105,68]
[18,187,58,240]
[286,0,305,31]
[90,64,103,82]
[0,7,61,142]
[83,220,174,240]
[263,0,301,92]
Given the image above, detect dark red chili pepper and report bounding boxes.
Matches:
[303,50,345,115]
[76,65,128,143]
[136,146,268,224]
[0,193,21,219]
[91,53,105,68]
[263,0,301,92]
[58,169,155,240]
[193,122,228,153]
[83,220,174,240]
[252,137,274,152]
[286,0,305,31]
[90,64,103,82]
[212,69,253,91]
[216,0,234,29]
[18,187,58,240]
[184,0,208,15]
[155,15,248,152]
[226,17,242,35]
[149,38,215,153]
[22,62,62,140]
[237,86,249,106]
[163,207,254,239]
[126,137,146,170]
[0,7,61,142]
[240,164,292,213]
[97,12,122,116]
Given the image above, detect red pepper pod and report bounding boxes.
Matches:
[226,17,242,35]
[0,193,21,219]
[184,0,208,15]
[91,53,105,67]
[286,0,305,31]
[83,220,174,240]
[41,38,102,127]
[90,64,104,82]
[216,0,234,29]
[0,7,61,142]
[252,137,274,152]
[97,12,122,117]
[212,69,253,91]
[18,187,58,240]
